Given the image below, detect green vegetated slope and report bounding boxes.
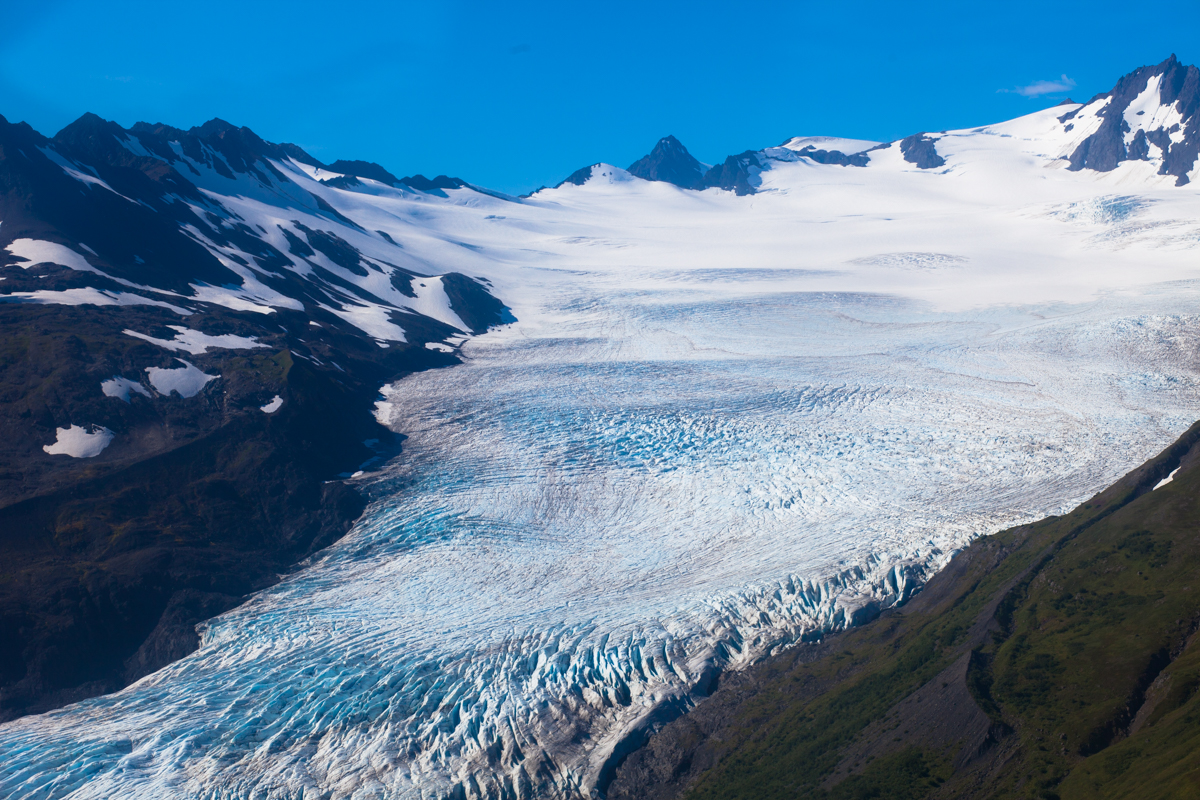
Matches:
[611,422,1200,800]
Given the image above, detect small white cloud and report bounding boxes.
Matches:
[999,74,1077,97]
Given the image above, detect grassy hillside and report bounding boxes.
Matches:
[610,422,1200,800]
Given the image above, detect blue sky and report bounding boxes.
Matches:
[3,0,1198,195]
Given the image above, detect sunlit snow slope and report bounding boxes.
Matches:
[6,96,1200,800]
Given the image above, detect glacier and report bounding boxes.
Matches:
[5,105,1200,799]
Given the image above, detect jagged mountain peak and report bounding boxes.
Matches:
[1062,54,1200,184]
[53,112,129,148]
[191,117,240,137]
[56,110,115,130]
[128,119,185,138]
[627,135,707,189]
[644,134,691,160]
[275,142,326,169]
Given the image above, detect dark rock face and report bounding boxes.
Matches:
[440,273,516,333]
[0,115,240,293]
[276,143,327,168]
[120,117,295,186]
[291,221,371,275]
[556,164,599,188]
[1067,54,1200,185]
[327,159,400,185]
[1128,128,1151,161]
[0,109,510,720]
[399,174,467,192]
[899,133,946,169]
[789,146,871,167]
[627,135,707,189]
[320,174,362,189]
[700,151,763,195]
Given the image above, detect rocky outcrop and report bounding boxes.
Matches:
[399,173,468,192]
[327,159,401,185]
[789,145,872,167]
[1064,55,1200,185]
[556,163,599,188]
[627,135,708,189]
[700,150,764,195]
[900,133,946,169]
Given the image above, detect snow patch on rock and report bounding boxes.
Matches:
[101,376,151,402]
[319,301,408,342]
[1154,466,1181,490]
[403,276,468,331]
[124,325,266,354]
[42,425,114,458]
[4,238,97,272]
[0,288,191,314]
[145,359,218,398]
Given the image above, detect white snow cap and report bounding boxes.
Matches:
[43,425,114,458]
[260,395,284,413]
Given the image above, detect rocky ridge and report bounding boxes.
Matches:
[0,110,512,719]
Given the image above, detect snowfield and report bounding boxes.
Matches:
[144,359,218,398]
[123,325,267,354]
[6,105,1200,800]
[42,424,115,458]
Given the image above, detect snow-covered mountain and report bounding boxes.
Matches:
[1,111,507,334]
[0,110,513,721]
[3,55,1200,800]
[1063,54,1199,182]
[562,53,1198,196]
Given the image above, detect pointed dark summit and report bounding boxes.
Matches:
[1062,54,1200,185]
[627,135,707,189]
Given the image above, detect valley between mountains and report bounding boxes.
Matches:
[2,55,1200,799]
